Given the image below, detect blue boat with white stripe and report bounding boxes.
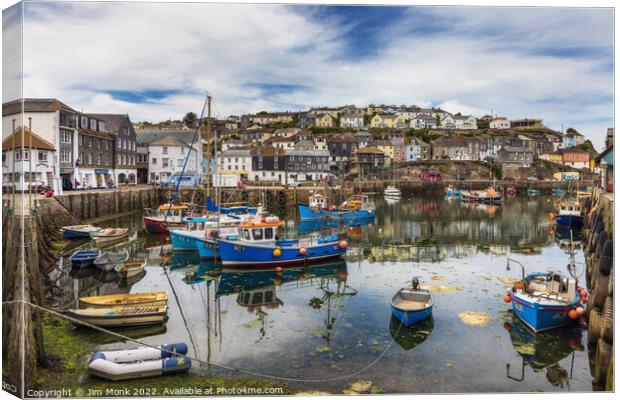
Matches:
[505,259,586,333]
[554,200,583,229]
[217,212,347,267]
[298,193,376,221]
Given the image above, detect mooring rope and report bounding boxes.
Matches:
[19,300,405,384]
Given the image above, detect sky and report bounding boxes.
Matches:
[2,2,614,149]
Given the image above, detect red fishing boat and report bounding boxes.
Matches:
[143,204,190,234]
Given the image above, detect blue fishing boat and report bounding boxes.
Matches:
[527,188,541,196]
[170,214,243,253]
[390,277,433,327]
[217,213,347,267]
[69,249,101,268]
[505,259,586,333]
[206,196,257,216]
[554,200,583,229]
[61,225,101,239]
[298,193,376,221]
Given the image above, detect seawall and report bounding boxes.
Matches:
[581,188,614,391]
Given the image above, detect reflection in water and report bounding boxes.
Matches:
[389,316,433,350]
[54,195,595,393]
[505,316,584,388]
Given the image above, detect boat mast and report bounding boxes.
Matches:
[206,96,212,199]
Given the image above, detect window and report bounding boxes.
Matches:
[87,153,93,164]
[98,121,105,132]
[122,154,126,165]
[38,152,47,162]
[163,146,168,154]
[243,229,251,240]
[181,147,184,154]
[90,119,97,130]
[152,158,157,165]
[2,153,5,164]
[61,130,72,144]
[117,139,121,149]
[265,227,273,239]
[96,154,101,165]
[162,158,169,167]
[60,150,71,163]
[150,173,156,180]
[81,116,88,127]
[177,159,183,167]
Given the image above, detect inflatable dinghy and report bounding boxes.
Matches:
[88,342,190,381]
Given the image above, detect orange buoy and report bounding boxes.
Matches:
[575,306,585,317]
[568,309,578,319]
[503,294,512,303]
[275,266,283,273]
[273,248,281,258]
[339,240,348,249]
[549,212,555,221]
[299,247,307,256]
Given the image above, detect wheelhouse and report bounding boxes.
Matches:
[157,204,189,218]
[558,201,582,216]
[237,217,284,243]
[308,193,327,209]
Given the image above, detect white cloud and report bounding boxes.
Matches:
[4,3,613,148]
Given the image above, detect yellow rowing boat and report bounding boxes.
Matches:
[79,291,168,308]
[66,306,168,328]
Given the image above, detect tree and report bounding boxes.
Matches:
[183,112,197,127]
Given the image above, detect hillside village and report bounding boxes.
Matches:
[2,99,609,194]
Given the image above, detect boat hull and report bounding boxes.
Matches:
[509,292,578,333]
[391,305,433,327]
[297,203,375,221]
[170,230,201,251]
[554,214,583,229]
[67,311,167,328]
[64,230,91,239]
[196,237,218,258]
[217,238,346,267]
[144,217,184,234]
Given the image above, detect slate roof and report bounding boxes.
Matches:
[2,98,76,116]
[87,113,129,133]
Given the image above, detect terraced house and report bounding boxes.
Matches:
[370,114,408,129]
[88,113,138,184]
[76,113,115,188]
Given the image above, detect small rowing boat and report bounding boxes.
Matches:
[61,225,101,239]
[391,277,433,327]
[115,259,147,279]
[66,306,168,328]
[90,228,129,238]
[88,342,190,381]
[94,250,129,272]
[79,291,168,309]
[69,249,101,268]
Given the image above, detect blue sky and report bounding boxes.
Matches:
[2,2,614,148]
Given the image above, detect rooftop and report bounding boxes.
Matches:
[2,126,56,151]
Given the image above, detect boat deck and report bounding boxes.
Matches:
[394,300,428,311]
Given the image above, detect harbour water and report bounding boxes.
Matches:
[52,194,595,393]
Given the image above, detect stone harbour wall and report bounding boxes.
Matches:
[581,188,614,391]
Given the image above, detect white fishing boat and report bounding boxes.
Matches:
[384,185,402,198]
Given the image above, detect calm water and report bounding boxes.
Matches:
[53,194,596,393]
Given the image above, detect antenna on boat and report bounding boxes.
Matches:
[506,257,526,283]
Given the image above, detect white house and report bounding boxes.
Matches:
[147,135,200,184]
[340,113,364,129]
[215,148,252,187]
[409,114,437,129]
[489,117,510,129]
[405,143,421,162]
[2,127,56,191]
[440,114,477,130]
[2,98,79,194]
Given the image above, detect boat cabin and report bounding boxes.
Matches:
[237,216,283,243]
[156,204,189,218]
[526,272,577,302]
[182,217,207,232]
[237,287,283,309]
[558,201,582,216]
[308,193,327,209]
